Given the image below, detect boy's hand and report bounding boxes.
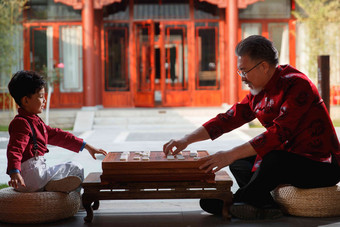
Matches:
[9,172,26,189]
[85,143,107,160]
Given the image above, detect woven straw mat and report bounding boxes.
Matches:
[0,187,80,224]
[272,184,340,217]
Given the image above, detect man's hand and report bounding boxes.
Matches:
[163,138,188,156]
[85,144,108,160]
[199,151,236,173]
[9,172,26,189]
[163,126,211,156]
[199,142,257,173]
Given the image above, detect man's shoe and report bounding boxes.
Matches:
[45,176,82,193]
[199,198,223,216]
[230,203,283,220]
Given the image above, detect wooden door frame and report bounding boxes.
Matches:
[192,21,223,106]
[23,21,84,108]
[195,25,219,90]
[133,21,155,107]
[161,21,192,107]
[101,23,133,107]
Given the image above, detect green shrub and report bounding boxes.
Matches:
[0,125,8,131]
[0,184,9,190]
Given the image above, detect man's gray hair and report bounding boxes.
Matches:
[235,35,279,66]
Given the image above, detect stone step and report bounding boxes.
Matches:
[73,111,94,131]
[93,116,212,125]
[92,107,228,127]
[91,106,250,130]
[94,107,227,118]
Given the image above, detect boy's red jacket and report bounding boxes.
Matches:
[7,108,83,173]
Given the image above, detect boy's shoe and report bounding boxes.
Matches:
[45,176,82,193]
[78,200,85,212]
[230,203,283,220]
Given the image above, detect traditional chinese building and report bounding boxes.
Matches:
[22,0,296,108]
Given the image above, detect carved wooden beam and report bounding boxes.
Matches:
[54,0,122,10]
[199,0,263,8]
[238,0,263,9]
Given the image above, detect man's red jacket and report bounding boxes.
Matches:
[203,65,340,170]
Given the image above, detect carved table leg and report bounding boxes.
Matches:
[92,200,100,210]
[82,195,94,223]
[222,200,231,220]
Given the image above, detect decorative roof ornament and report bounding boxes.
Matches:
[54,0,262,10]
[54,0,122,10]
[199,0,263,8]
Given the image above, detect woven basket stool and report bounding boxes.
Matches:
[272,184,340,217]
[0,187,80,224]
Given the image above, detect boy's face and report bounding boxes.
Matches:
[21,88,46,114]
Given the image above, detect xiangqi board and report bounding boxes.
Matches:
[100,150,215,183]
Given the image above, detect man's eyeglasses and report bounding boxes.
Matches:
[237,61,263,78]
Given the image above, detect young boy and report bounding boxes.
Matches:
[7,70,107,193]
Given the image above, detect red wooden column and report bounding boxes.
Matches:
[82,0,96,106]
[227,0,238,104]
[94,10,103,106]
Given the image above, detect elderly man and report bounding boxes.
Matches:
[163,35,340,220]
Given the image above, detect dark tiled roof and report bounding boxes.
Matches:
[134,3,189,20]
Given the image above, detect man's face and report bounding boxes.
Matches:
[237,55,267,95]
[22,88,46,114]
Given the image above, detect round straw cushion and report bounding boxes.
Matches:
[0,187,80,224]
[272,184,340,217]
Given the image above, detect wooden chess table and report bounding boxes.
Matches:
[101,150,215,183]
[82,151,233,223]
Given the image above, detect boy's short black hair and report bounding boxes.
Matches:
[235,35,279,66]
[8,70,46,107]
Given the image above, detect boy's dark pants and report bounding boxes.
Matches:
[200,150,340,213]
